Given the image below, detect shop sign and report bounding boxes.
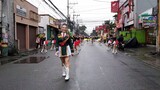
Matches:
[49,17,56,25]
[49,17,58,28]
[139,8,153,23]
[143,16,156,27]
[111,1,119,13]
[16,5,27,17]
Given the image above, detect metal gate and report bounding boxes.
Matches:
[29,26,37,49]
[17,23,26,51]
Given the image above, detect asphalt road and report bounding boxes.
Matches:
[1,42,160,90]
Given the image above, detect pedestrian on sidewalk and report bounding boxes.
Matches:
[36,34,40,49]
[50,35,55,50]
[106,39,113,50]
[112,38,119,54]
[41,33,48,53]
[55,24,74,81]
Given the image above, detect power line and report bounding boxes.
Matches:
[43,0,64,19]
[47,0,67,19]
[47,0,73,31]
[77,8,110,13]
[38,0,59,19]
[31,0,60,19]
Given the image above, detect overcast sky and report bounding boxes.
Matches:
[27,0,116,34]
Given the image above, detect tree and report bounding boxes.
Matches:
[104,20,116,30]
[79,25,87,32]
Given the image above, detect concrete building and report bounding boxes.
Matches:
[14,0,39,51]
[117,0,157,30]
[39,14,59,40]
[115,0,157,45]
[134,0,157,28]
[138,8,157,45]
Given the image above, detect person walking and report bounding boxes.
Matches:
[50,35,55,50]
[118,34,124,51]
[41,33,48,53]
[55,24,74,81]
[36,34,40,49]
[112,38,119,54]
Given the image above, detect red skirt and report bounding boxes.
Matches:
[74,41,78,47]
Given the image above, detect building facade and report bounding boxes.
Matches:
[117,0,157,30]
[138,8,157,45]
[39,14,59,41]
[14,0,39,51]
[115,0,157,45]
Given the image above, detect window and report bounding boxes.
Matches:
[29,11,38,22]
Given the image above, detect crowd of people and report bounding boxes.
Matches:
[103,34,124,54]
[35,32,84,54]
[35,24,124,81]
[81,34,124,54]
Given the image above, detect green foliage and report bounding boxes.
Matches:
[79,25,87,32]
[104,20,116,30]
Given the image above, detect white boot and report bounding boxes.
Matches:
[62,66,66,77]
[65,67,70,81]
[112,49,114,54]
[45,49,47,53]
[41,49,44,53]
[115,48,118,54]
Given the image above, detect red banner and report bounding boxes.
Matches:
[111,1,119,13]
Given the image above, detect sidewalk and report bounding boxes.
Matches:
[0,49,38,65]
[124,45,160,69]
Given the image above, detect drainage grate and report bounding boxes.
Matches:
[14,57,47,64]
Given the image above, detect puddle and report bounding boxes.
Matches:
[14,57,47,64]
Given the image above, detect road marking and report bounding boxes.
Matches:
[99,66,105,76]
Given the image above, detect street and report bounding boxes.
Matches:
[1,42,160,90]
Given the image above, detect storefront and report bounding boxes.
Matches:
[14,0,38,51]
[39,14,59,41]
[139,8,157,45]
[29,26,37,49]
[16,23,27,51]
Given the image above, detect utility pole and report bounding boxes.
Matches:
[67,0,78,32]
[157,0,160,52]
[73,14,80,23]
[73,14,80,34]
[67,0,69,22]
